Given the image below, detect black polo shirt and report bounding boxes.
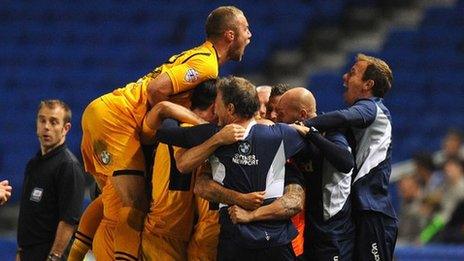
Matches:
[17,143,85,247]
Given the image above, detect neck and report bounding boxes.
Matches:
[41,139,65,155]
[351,94,374,105]
[208,38,229,65]
[231,117,253,129]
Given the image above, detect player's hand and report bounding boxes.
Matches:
[238,191,265,210]
[215,124,245,145]
[290,123,309,136]
[0,180,12,205]
[228,205,254,224]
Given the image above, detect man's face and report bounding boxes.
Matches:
[443,134,462,157]
[343,60,369,105]
[214,90,229,126]
[203,107,218,124]
[36,106,70,153]
[257,89,270,118]
[228,14,252,61]
[398,178,418,200]
[276,98,300,124]
[265,95,281,122]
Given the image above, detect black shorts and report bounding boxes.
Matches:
[353,210,398,261]
[304,236,355,261]
[218,235,296,261]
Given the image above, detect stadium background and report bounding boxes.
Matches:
[0,0,463,259]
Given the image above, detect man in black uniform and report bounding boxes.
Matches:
[17,100,85,261]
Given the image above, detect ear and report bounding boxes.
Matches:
[207,103,215,115]
[224,29,235,42]
[299,109,308,121]
[227,103,235,114]
[63,122,71,136]
[364,79,374,91]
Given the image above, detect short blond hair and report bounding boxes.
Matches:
[205,6,244,39]
[38,99,72,124]
[357,53,393,97]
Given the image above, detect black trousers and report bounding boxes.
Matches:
[218,236,296,261]
[353,210,398,261]
[19,241,53,261]
[304,236,355,261]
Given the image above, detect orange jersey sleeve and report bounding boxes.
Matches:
[164,51,219,95]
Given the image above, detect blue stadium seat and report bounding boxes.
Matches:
[308,72,345,112]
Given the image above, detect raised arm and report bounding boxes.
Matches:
[194,163,265,211]
[145,101,206,131]
[156,120,218,148]
[141,101,206,144]
[146,72,174,107]
[303,99,377,131]
[146,54,217,107]
[174,124,246,173]
[292,124,354,173]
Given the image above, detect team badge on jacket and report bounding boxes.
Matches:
[233,141,258,165]
[30,187,43,202]
[185,68,199,82]
[238,141,251,155]
[100,150,111,165]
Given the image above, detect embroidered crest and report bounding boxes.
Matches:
[184,68,199,82]
[94,140,111,166]
[100,150,111,165]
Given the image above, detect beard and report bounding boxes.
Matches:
[228,43,243,61]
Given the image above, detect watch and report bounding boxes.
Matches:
[309,126,319,133]
[47,252,62,261]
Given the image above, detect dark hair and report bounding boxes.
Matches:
[37,99,72,124]
[446,128,463,141]
[190,79,217,110]
[270,83,293,98]
[412,152,436,172]
[206,6,243,39]
[444,156,464,170]
[217,76,259,118]
[357,54,393,98]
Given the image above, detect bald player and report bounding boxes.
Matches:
[280,88,355,260]
[256,85,272,119]
[276,87,316,259]
[276,87,317,123]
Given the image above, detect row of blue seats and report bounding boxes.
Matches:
[2,2,315,25]
[3,0,314,15]
[0,0,339,205]
[386,28,464,50]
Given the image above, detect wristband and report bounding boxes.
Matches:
[47,252,62,261]
[305,126,319,138]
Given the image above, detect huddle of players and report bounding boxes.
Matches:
[67,5,397,261]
